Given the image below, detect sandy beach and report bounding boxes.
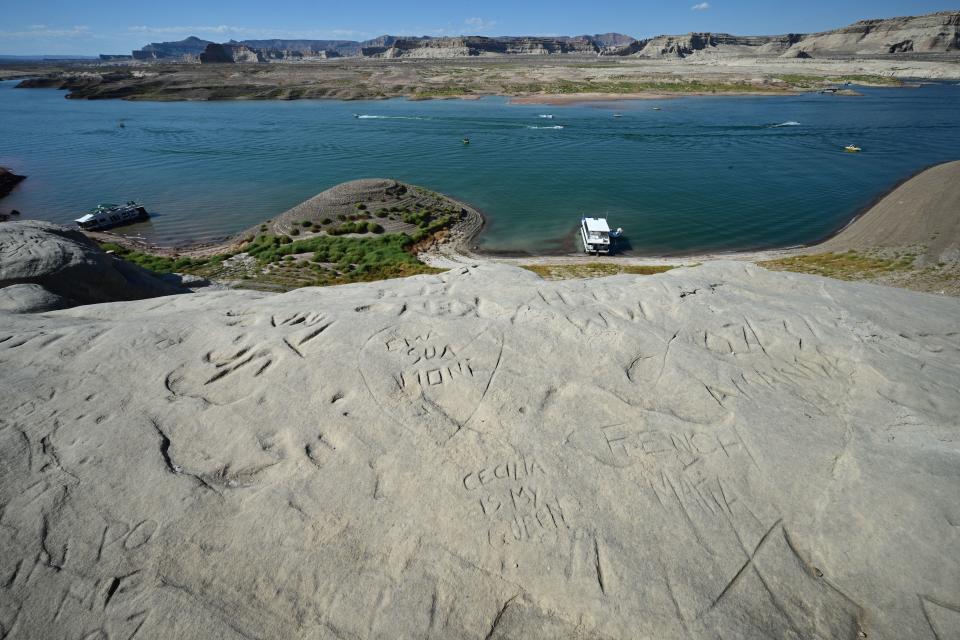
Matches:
[508,89,801,105]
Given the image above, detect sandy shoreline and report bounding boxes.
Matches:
[508,90,801,105]
[420,160,960,271]
[87,160,959,274]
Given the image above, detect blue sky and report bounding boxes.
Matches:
[0,1,953,55]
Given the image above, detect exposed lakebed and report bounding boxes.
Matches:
[2,80,959,254]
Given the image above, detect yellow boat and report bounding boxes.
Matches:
[844,145,862,153]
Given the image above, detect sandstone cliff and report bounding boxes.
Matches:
[132,36,212,60]
[609,11,959,58]
[785,11,960,56]
[364,35,615,58]
[614,33,804,58]
[126,12,960,62]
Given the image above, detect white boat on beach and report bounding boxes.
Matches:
[580,217,623,255]
[75,202,148,231]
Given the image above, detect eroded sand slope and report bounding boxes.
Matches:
[0,262,958,638]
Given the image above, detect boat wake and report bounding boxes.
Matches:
[527,125,565,130]
[354,115,427,120]
[770,121,802,128]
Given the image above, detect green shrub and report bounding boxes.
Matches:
[356,203,367,210]
[301,220,312,227]
[367,222,384,234]
[321,217,332,225]
[290,228,300,236]
[98,242,213,275]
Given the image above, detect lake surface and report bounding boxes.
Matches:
[2,80,959,254]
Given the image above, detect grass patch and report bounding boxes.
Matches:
[244,233,440,282]
[770,74,824,88]
[100,242,212,274]
[412,86,473,99]
[758,250,916,280]
[522,263,677,280]
[509,79,784,95]
[828,75,902,86]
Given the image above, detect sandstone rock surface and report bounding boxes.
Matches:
[0,260,958,638]
[611,11,959,58]
[786,11,960,56]
[817,160,960,260]
[0,221,185,310]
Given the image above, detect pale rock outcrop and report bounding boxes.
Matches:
[608,11,960,58]
[0,283,69,313]
[0,220,184,311]
[784,11,960,56]
[0,260,958,638]
[199,43,265,64]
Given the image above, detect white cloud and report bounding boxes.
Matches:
[327,29,367,38]
[691,2,711,10]
[126,25,374,40]
[0,25,91,38]
[127,25,249,36]
[464,17,497,32]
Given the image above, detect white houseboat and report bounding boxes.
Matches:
[75,202,148,231]
[580,217,623,255]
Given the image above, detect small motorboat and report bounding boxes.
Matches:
[653,107,662,111]
[612,113,623,118]
[844,145,862,153]
[462,137,470,145]
[538,114,554,119]
[75,201,148,231]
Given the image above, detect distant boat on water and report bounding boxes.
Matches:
[844,144,862,153]
[538,114,554,119]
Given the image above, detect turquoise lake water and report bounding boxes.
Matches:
[1,80,959,254]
